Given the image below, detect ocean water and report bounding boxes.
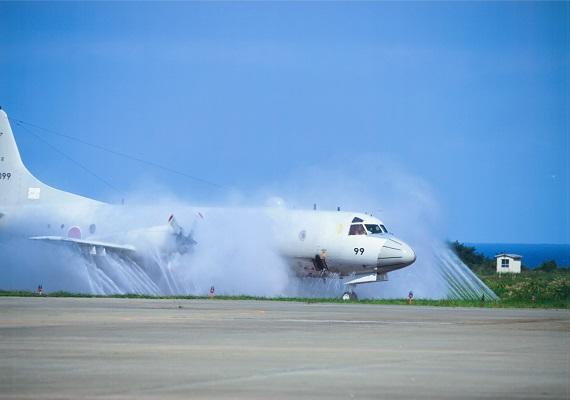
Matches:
[466,243,570,268]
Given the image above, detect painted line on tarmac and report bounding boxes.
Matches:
[264,318,455,325]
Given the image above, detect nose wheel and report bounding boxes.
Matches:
[341,285,358,301]
[341,292,358,301]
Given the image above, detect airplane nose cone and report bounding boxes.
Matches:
[401,242,416,266]
[377,238,417,270]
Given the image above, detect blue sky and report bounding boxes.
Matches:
[0,1,568,244]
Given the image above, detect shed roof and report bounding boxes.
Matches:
[495,253,523,260]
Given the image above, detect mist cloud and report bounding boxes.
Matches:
[0,155,496,300]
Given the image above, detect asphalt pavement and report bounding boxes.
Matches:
[1,297,568,399]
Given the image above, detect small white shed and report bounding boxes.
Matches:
[495,254,522,274]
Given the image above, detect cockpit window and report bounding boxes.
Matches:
[351,217,364,223]
[365,224,383,234]
[349,224,367,235]
[380,224,388,233]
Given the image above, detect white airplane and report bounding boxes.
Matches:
[0,108,416,299]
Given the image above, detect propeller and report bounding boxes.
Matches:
[167,214,198,254]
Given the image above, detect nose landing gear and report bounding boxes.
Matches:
[341,284,358,301]
[340,273,389,301]
[341,291,358,301]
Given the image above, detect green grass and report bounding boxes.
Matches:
[480,271,569,304]
[2,270,567,309]
[0,290,567,309]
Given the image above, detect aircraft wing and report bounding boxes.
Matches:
[29,236,136,255]
[28,214,194,258]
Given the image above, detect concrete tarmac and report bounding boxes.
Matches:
[0,297,568,399]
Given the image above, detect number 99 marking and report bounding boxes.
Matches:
[354,247,365,255]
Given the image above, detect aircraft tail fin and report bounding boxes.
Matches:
[0,108,98,207]
[0,109,26,172]
[0,109,37,205]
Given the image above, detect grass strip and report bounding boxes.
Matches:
[0,290,567,309]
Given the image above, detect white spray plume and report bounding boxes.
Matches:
[0,154,496,300]
[259,154,495,300]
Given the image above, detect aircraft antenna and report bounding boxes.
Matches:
[16,123,123,195]
[10,117,224,189]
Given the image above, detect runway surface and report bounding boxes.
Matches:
[0,297,568,399]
